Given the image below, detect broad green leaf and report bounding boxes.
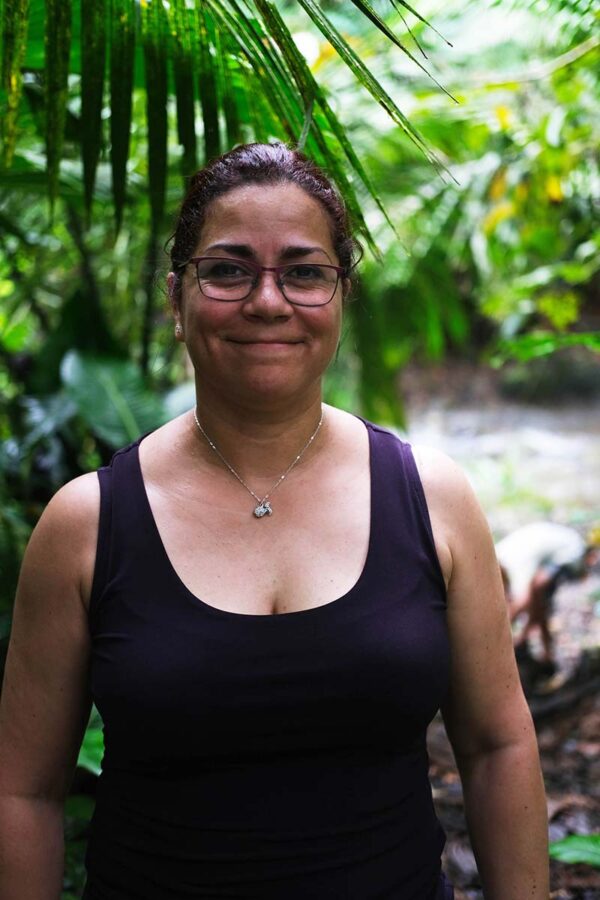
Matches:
[60,351,168,447]
[549,834,600,868]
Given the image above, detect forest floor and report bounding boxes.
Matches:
[403,360,600,899]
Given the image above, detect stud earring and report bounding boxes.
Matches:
[175,324,183,336]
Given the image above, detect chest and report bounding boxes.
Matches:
[145,457,371,616]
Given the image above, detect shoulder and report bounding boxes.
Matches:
[411,444,480,526]
[24,472,100,608]
[37,471,100,537]
[410,444,494,588]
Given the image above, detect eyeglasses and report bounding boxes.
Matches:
[180,256,345,307]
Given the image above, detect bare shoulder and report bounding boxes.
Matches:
[412,444,474,503]
[411,444,492,588]
[24,471,100,609]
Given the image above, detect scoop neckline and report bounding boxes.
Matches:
[133,416,375,622]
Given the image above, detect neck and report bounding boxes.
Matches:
[191,388,326,481]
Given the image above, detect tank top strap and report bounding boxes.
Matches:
[363,420,446,596]
[89,436,153,623]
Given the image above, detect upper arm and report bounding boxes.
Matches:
[413,446,533,760]
[0,473,100,801]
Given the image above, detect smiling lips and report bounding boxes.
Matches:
[228,338,303,346]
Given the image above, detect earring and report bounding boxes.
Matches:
[175,324,183,336]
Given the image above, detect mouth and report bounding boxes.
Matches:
[227,339,304,346]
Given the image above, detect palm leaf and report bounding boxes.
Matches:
[196,3,220,161]
[1,0,31,166]
[81,0,106,221]
[294,0,445,172]
[215,29,244,148]
[141,0,168,232]
[109,0,135,231]
[205,0,303,143]
[347,0,455,97]
[254,0,394,251]
[387,0,453,45]
[44,0,72,212]
[170,0,197,177]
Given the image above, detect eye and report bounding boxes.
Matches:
[200,260,251,278]
[284,264,325,280]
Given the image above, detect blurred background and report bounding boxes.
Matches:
[1,0,599,895]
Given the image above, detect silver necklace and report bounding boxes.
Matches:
[192,407,324,518]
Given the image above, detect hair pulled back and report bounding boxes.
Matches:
[168,142,361,301]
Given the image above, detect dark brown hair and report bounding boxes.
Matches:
[168,142,361,302]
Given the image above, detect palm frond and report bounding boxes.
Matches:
[109,0,135,231]
[81,0,106,221]
[170,0,197,177]
[141,0,168,233]
[294,0,446,172]
[44,0,72,212]
[196,3,221,161]
[1,0,31,166]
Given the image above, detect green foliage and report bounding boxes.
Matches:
[61,351,168,446]
[1,0,30,166]
[77,708,104,776]
[1,0,445,243]
[549,834,600,867]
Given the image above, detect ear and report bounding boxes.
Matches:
[341,277,352,301]
[167,272,185,341]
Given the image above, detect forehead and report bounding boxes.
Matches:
[196,183,335,256]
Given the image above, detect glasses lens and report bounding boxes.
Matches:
[280,264,338,306]
[196,258,254,300]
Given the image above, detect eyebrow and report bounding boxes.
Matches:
[201,243,332,262]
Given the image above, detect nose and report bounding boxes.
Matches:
[242,270,293,320]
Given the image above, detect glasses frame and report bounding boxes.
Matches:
[180,256,345,307]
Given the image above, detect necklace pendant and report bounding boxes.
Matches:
[254,501,273,518]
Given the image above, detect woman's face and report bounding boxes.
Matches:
[172,183,345,410]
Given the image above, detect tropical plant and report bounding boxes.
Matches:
[311,0,600,414]
[1,0,444,239]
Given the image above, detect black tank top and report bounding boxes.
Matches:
[84,419,454,899]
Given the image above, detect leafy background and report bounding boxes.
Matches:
[1,0,599,895]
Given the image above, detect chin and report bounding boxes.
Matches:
[233,368,320,405]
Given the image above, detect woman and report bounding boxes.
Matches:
[0,143,548,899]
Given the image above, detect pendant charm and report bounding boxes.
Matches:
[254,501,273,518]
